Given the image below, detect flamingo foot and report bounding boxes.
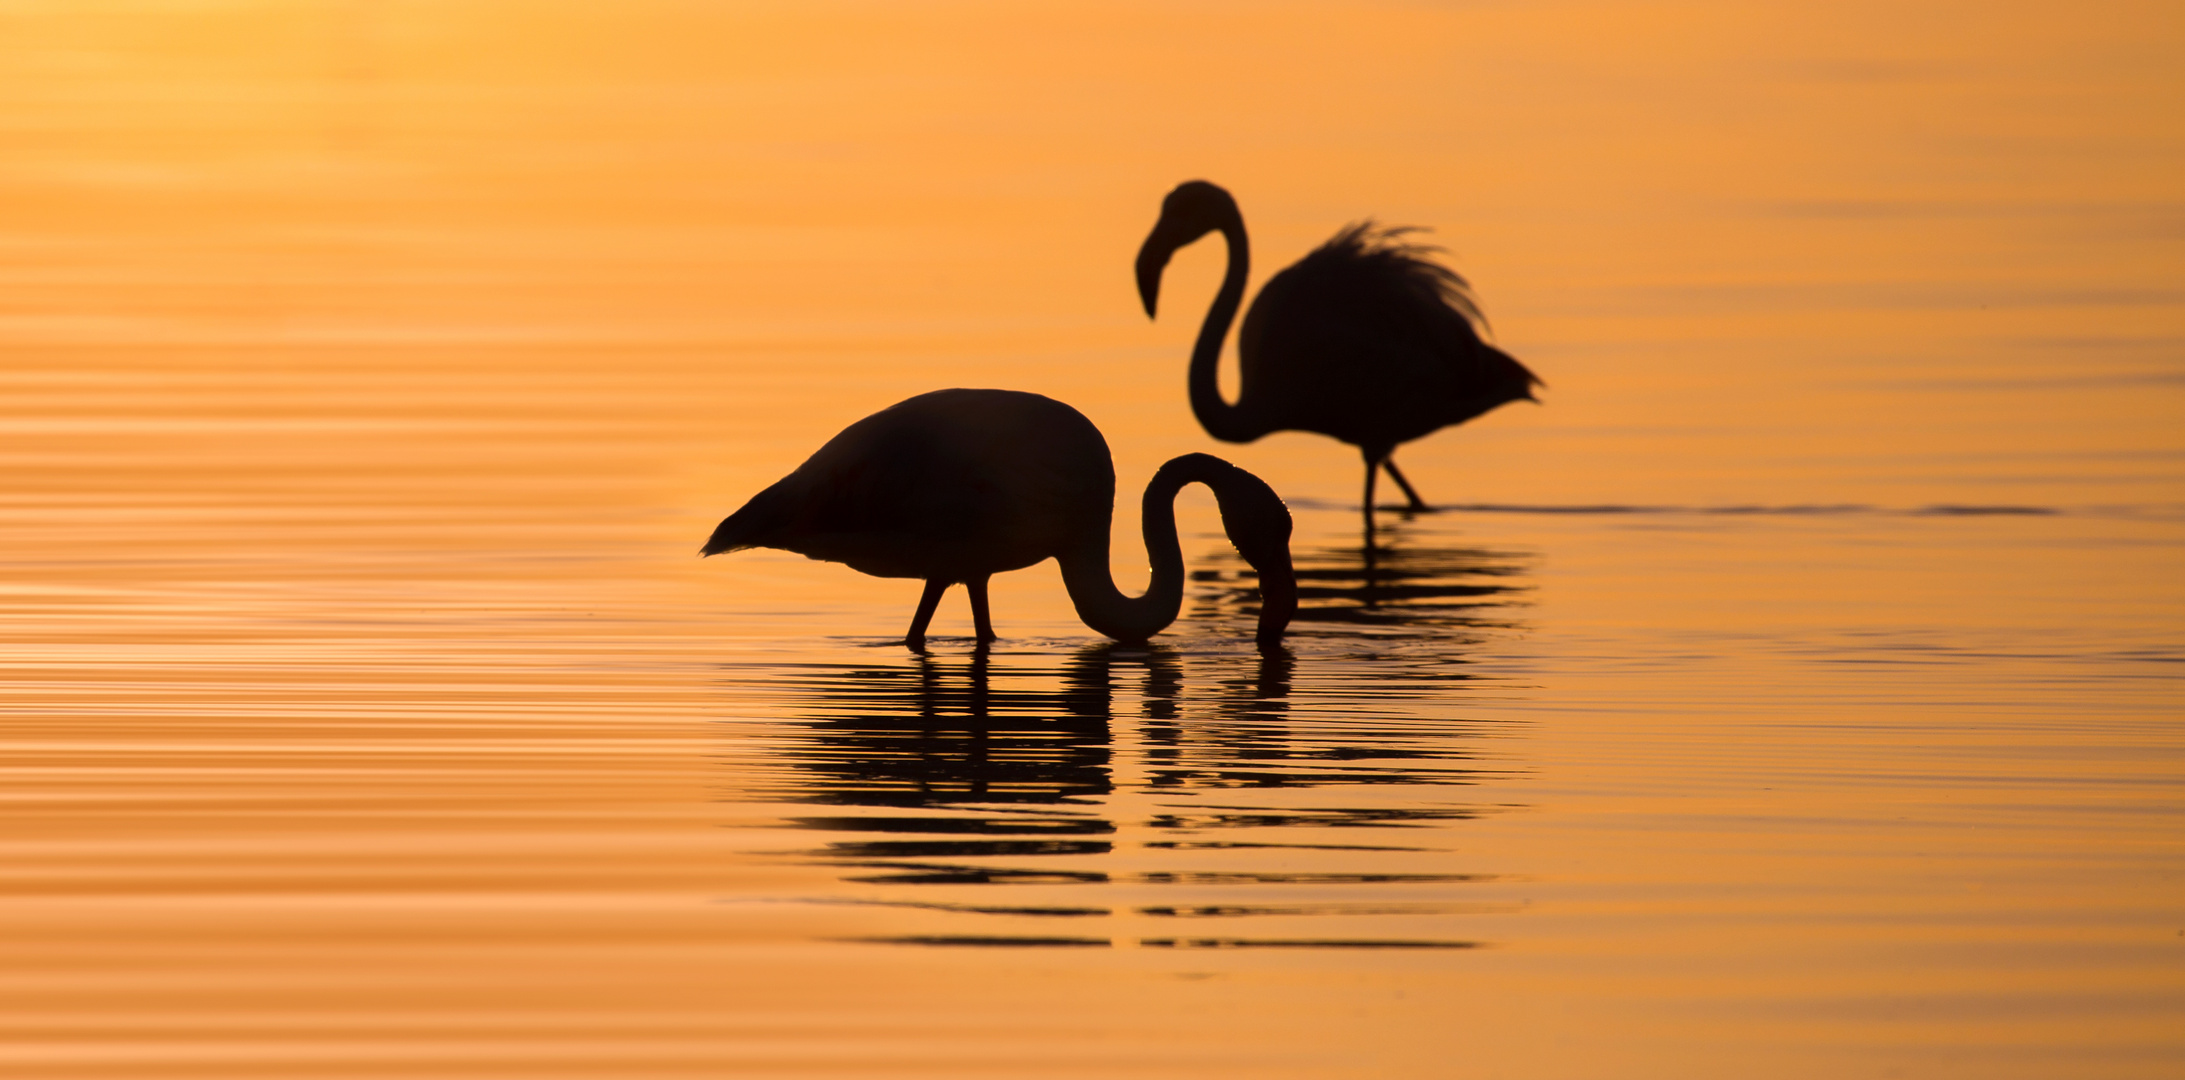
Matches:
[1382,458,1431,514]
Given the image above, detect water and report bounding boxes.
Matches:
[4,2,2182,1077]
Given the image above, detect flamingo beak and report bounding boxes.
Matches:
[1252,549,1298,648]
[1135,238,1172,319]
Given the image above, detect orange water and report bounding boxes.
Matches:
[4,3,2182,1077]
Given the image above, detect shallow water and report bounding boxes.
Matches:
[5,2,2182,1077]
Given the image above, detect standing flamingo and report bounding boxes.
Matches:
[702,388,1297,650]
[1135,180,1542,533]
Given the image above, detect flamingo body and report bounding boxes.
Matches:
[707,389,1109,583]
[1238,224,1538,452]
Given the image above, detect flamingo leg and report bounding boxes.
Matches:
[1381,458,1429,513]
[1361,451,1384,540]
[967,575,996,642]
[905,578,949,651]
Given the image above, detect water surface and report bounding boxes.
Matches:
[4,2,2181,1077]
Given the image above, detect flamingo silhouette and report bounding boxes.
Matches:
[703,388,1298,651]
[1136,180,1542,532]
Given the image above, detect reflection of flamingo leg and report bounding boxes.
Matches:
[967,646,991,715]
[967,576,996,642]
[1382,458,1429,512]
[905,578,948,650]
[1361,532,1382,607]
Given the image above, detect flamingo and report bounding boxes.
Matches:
[1135,180,1542,533]
[702,388,1298,651]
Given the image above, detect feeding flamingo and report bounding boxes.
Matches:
[703,388,1297,650]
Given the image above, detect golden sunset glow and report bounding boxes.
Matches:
[5,2,2181,1077]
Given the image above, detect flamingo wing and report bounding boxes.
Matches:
[1239,224,1537,447]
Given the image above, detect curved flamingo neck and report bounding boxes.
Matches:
[1187,216,1264,443]
[1057,454,1296,646]
[1056,475,1189,645]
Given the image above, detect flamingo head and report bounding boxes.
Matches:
[1200,456,1297,647]
[1136,180,1240,319]
[1245,540,1298,650]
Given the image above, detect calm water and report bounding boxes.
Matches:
[5,2,2182,1077]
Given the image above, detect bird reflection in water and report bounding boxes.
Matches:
[1189,515,1531,643]
[748,604,1512,948]
[776,646,1121,818]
